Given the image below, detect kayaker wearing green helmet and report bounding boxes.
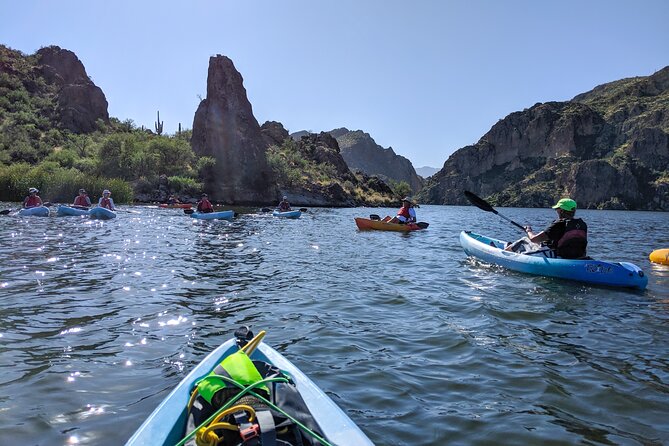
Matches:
[505,198,588,259]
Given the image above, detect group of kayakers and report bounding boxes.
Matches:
[193,194,294,214]
[22,187,116,211]
[383,194,587,259]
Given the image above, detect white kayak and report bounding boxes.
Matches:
[125,329,373,446]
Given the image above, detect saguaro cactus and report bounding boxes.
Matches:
[155,111,163,135]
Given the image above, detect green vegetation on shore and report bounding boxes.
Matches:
[0,45,213,203]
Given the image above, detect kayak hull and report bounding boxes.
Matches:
[159,203,192,209]
[355,217,424,232]
[273,210,301,218]
[460,231,648,289]
[190,210,234,220]
[18,206,50,217]
[650,248,669,265]
[89,207,117,220]
[125,338,373,446]
[56,205,89,217]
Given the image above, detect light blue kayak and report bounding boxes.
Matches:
[56,205,89,217]
[460,231,647,289]
[18,206,49,217]
[273,209,301,219]
[89,207,117,220]
[190,210,234,220]
[125,333,373,446]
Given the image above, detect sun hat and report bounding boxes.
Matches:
[79,188,86,193]
[29,187,38,193]
[202,193,208,197]
[103,189,111,195]
[283,196,288,200]
[552,198,577,212]
[402,196,413,203]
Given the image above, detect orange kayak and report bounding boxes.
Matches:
[355,217,427,232]
[159,203,192,209]
[650,249,669,265]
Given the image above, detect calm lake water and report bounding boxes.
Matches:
[0,204,668,445]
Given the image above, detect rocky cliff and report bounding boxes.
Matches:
[270,126,398,206]
[191,55,275,204]
[328,128,423,193]
[0,44,109,134]
[417,66,669,210]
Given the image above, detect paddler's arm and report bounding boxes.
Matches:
[524,226,548,244]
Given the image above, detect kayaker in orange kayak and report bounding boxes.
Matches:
[167,194,181,205]
[388,197,416,224]
[197,193,214,213]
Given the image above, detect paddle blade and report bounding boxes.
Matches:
[416,222,429,229]
[299,208,308,212]
[261,207,271,212]
[464,190,496,213]
[0,209,10,215]
[183,209,194,215]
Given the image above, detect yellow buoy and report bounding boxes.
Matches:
[649,249,669,265]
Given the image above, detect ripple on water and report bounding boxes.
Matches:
[0,205,668,445]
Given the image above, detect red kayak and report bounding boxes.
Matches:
[159,203,192,209]
[355,217,428,232]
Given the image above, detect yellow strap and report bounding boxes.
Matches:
[240,330,266,356]
[195,405,257,446]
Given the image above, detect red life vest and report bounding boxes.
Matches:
[556,218,588,259]
[100,197,113,209]
[397,206,411,220]
[198,199,213,212]
[24,195,41,208]
[73,195,89,207]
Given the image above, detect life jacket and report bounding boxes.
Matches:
[556,218,588,259]
[279,201,291,211]
[73,195,89,207]
[99,197,113,209]
[24,195,41,208]
[397,206,411,220]
[198,199,213,213]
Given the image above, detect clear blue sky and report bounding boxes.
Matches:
[2,1,668,168]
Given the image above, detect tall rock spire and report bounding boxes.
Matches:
[191,55,274,203]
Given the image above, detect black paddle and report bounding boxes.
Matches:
[0,209,11,215]
[184,209,195,215]
[299,208,307,212]
[261,207,271,212]
[464,190,525,231]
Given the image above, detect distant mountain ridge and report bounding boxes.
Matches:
[417,66,669,210]
[326,128,423,193]
[415,166,439,178]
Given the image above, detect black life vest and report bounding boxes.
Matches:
[556,218,588,259]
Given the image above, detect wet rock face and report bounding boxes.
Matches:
[191,55,274,203]
[36,46,109,133]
